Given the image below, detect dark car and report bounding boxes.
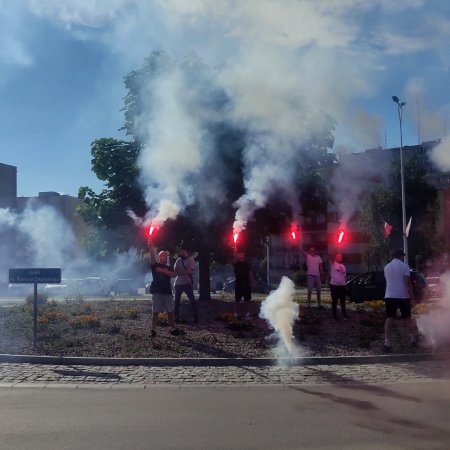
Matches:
[346,270,427,303]
[113,279,138,295]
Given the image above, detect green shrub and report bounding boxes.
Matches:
[69,314,100,329]
[25,292,48,305]
[109,307,124,320]
[127,307,140,319]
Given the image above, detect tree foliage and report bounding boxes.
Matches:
[359,151,439,269]
[78,51,337,297]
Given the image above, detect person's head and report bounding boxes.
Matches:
[308,246,317,255]
[334,253,343,263]
[179,248,189,259]
[158,251,169,264]
[393,249,405,260]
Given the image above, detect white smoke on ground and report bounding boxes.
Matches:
[417,271,450,349]
[259,276,301,360]
[429,137,450,172]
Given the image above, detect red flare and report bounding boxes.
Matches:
[337,229,345,244]
[149,225,155,236]
[233,232,239,244]
[290,224,299,241]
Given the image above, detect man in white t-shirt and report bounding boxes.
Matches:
[383,249,417,352]
[302,246,324,310]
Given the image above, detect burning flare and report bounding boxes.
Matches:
[337,229,345,244]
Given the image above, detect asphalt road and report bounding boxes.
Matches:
[1,381,450,450]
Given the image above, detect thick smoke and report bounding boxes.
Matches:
[259,276,300,359]
[331,144,390,225]
[417,271,450,349]
[430,137,450,171]
[0,205,78,270]
[137,65,206,226]
[0,204,146,290]
[6,1,449,236]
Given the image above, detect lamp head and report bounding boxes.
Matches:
[392,95,399,103]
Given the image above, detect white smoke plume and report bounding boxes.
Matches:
[0,205,78,269]
[6,1,450,230]
[0,204,148,290]
[417,271,450,349]
[259,276,300,359]
[429,137,450,172]
[137,66,206,226]
[331,144,391,225]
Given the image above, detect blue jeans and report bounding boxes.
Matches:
[174,284,198,322]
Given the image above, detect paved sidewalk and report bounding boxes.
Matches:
[0,354,449,388]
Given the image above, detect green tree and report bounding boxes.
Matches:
[79,51,337,299]
[359,150,439,269]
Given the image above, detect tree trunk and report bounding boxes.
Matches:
[198,249,212,301]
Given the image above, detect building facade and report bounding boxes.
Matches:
[266,140,450,282]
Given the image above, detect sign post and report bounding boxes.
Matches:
[9,268,61,349]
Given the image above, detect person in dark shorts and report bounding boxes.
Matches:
[233,249,256,320]
[383,249,417,352]
[148,239,183,337]
[174,248,198,323]
[329,253,348,319]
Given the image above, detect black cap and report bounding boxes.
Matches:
[393,249,406,258]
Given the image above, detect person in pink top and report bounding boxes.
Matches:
[329,253,348,319]
[301,246,324,310]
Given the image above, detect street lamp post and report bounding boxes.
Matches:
[392,95,408,265]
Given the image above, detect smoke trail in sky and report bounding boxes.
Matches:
[260,276,300,358]
[331,144,390,226]
[17,0,450,227]
[430,137,450,171]
[136,64,206,226]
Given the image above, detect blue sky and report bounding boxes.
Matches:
[1,0,449,197]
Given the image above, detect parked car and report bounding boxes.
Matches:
[113,279,137,295]
[44,279,78,297]
[78,277,110,296]
[346,270,427,303]
[223,277,272,294]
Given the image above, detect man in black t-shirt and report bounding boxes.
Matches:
[148,240,183,337]
[233,249,256,320]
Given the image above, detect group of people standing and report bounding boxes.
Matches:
[148,238,418,352]
[148,240,197,337]
[147,239,258,337]
[301,246,348,319]
[302,245,418,352]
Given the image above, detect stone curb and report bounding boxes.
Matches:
[0,352,446,367]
